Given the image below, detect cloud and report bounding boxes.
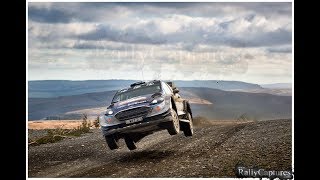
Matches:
[28,3,292,48]
[28,2,292,23]
[73,14,291,48]
[28,2,133,23]
[267,45,292,53]
[78,24,167,44]
[28,2,292,83]
[29,4,75,23]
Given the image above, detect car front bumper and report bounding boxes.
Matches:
[101,109,172,136]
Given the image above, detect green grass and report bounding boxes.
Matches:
[29,118,92,146]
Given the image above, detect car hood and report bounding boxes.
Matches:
[111,94,155,112]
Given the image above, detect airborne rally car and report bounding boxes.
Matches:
[99,80,193,150]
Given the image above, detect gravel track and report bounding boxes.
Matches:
[28,119,292,178]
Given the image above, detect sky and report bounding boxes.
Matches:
[28,2,292,84]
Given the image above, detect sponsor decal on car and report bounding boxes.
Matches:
[118,96,147,106]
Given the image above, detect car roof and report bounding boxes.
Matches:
[117,80,162,93]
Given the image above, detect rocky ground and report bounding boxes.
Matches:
[28,119,292,178]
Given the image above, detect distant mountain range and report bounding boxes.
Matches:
[28,87,292,121]
[260,83,292,89]
[29,90,116,120]
[29,80,135,98]
[29,80,264,98]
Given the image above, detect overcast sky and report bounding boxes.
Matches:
[28,2,292,84]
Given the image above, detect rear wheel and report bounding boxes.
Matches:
[105,135,119,150]
[124,136,137,150]
[183,112,193,137]
[167,107,180,135]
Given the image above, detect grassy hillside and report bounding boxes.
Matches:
[180,87,291,120]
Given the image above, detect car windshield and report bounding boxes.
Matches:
[112,84,161,103]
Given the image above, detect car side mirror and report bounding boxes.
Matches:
[173,88,179,94]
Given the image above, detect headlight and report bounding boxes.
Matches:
[99,115,108,126]
[106,109,113,115]
[99,115,113,126]
[151,100,166,113]
[150,97,164,105]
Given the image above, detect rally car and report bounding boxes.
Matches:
[99,80,193,150]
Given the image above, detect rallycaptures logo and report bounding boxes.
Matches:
[235,165,293,179]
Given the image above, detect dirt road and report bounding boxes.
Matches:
[28,119,292,177]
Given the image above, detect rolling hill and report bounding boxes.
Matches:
[180,87,291,120]
[29,80,264,98]
[28,87,291,121]
[261,83,292,89]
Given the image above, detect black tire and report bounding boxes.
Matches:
[167,107,180,135]
[124,136,137,150]
[183,112,194,137]
[105,135,119,150]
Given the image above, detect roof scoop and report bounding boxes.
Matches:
[130,81,145,87]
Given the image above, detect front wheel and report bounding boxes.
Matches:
[105,135,119,150]
[124,136,137,150]
[167,108,180,135]
[182,112,193,137]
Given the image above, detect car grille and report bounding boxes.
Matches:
[115,106,151,121]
